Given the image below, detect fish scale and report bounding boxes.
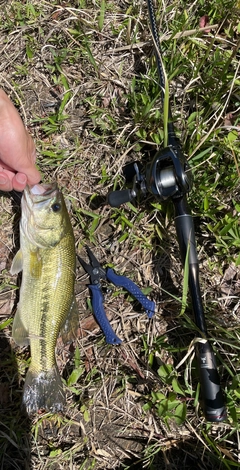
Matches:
[11,183,77,414]
[28,236,75,373]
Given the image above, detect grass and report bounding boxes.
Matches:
[0,0,240,468]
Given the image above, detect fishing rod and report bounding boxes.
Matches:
[107,0,226,422]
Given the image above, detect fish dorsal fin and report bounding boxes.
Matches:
[10,250,23,275]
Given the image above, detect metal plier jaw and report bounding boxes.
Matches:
[78,246,155,345]
[79,246,106,285]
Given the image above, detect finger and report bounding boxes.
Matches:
[12,173,28,192]
[0,163,41,191]
[0,173,13,192]
[25,166,41,186]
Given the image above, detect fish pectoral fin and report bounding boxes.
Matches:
[60,296,79,344]
[10,249,23,275]
[12,307,29,347]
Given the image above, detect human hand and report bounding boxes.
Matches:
[0,89,41,192]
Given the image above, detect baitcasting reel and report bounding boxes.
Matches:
[108,145,193,208]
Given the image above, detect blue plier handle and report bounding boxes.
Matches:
[78,246,155,345]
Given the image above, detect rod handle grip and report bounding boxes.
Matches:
[196,340,226,422]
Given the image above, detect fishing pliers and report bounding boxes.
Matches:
[78,246,155,345]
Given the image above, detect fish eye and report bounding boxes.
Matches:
[51,202,61,212]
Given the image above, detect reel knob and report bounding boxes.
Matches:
[107,189,136,208]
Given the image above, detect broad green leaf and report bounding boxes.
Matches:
[174,402,187,425]
[157,364,173,379]
[172,378,185,396]
[67,367,84,387]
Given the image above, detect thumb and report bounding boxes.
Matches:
[25,165,41,186]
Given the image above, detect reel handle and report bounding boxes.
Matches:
[107,189,135,208]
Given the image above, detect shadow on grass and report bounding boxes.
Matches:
[116,436,233,470]
[0,190,31,469]
[0,333,31,470]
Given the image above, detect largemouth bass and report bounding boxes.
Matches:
[10,182,77,413]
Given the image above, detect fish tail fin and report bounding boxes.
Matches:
[22,365,65,414]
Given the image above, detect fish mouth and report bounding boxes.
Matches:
[25,183,59,202]
[21,182,61,247]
